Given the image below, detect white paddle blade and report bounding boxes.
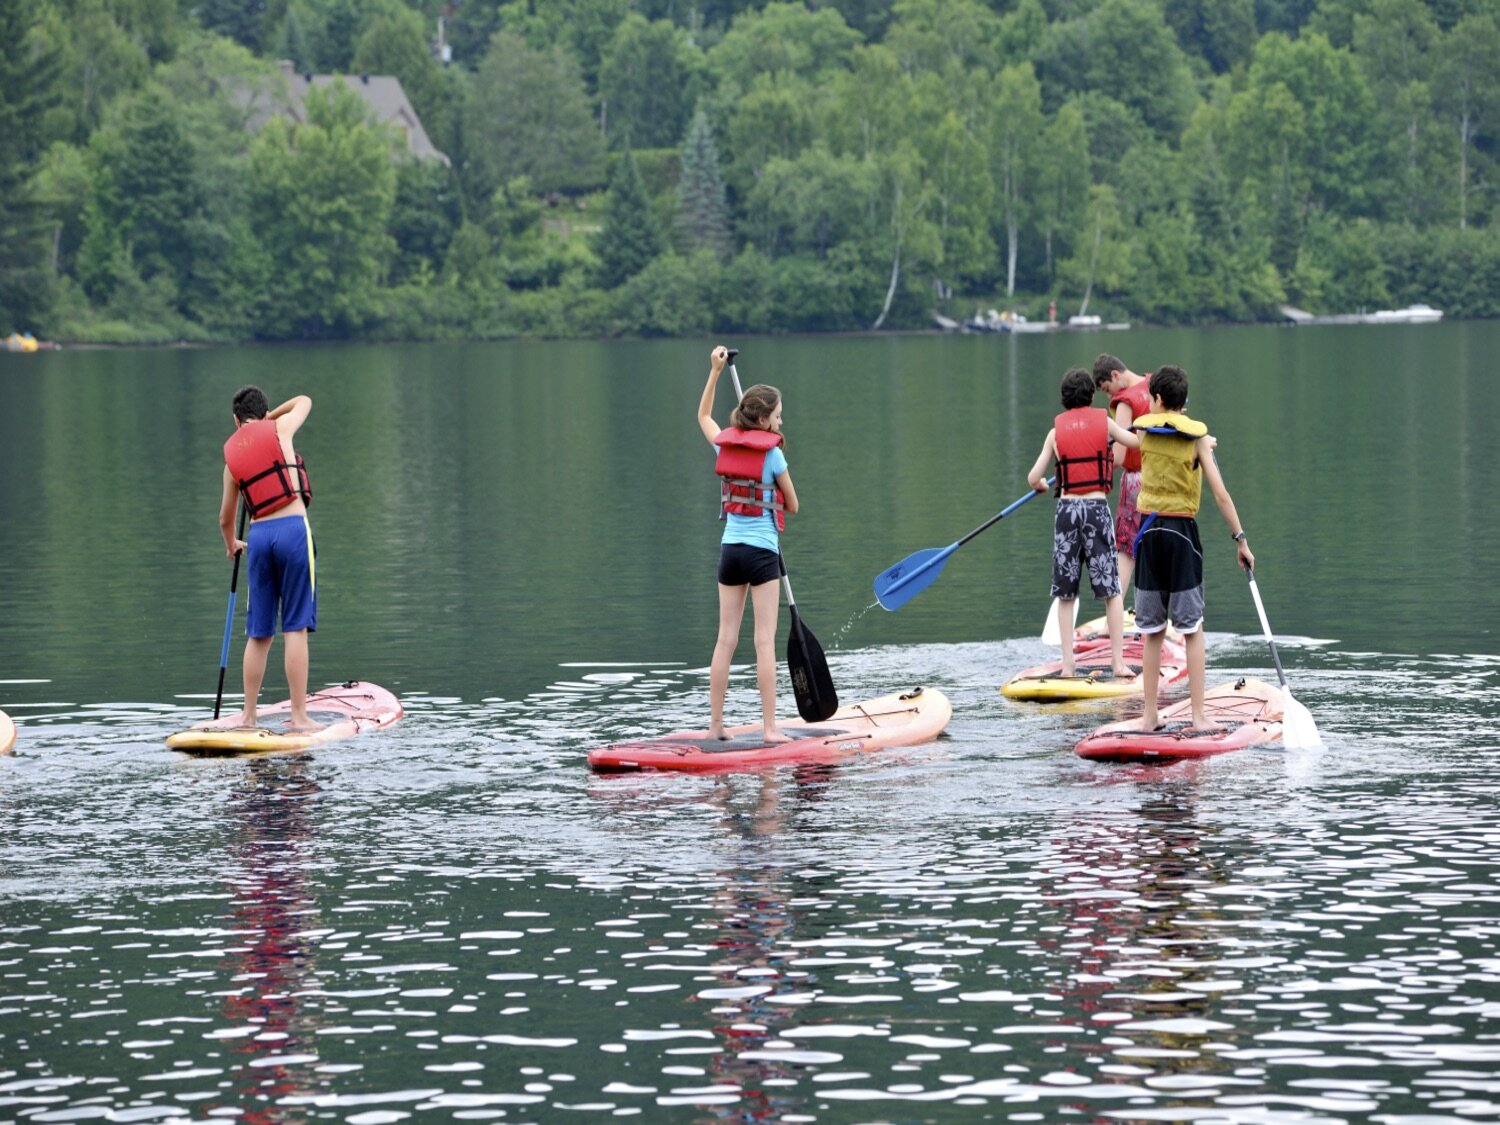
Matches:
[1040,598,1076,646]
[1280,690,1324,750]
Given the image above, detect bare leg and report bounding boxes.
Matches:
[236,636,273,726]
[282,629,322,731]
[1059,598,1078,677]
[1140,631,1164,729]
[1185,629,1218,729]
[1117,553,1135,604]
[751,579,789,742]
[709,584,750,739]
[1105,593,1127,675]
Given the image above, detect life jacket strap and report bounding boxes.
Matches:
[720,477,785,512]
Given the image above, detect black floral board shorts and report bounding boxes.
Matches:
[1051,497,1121,600]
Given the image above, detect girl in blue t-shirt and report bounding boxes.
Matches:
[696,345,800,742]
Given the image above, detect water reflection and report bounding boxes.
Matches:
[215,756,326,1124]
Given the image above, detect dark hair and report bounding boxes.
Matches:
[732,383,782,433]
[1060,367,1095,409]
[1092,353,1124,387]
[232,385,270,422]
[1149,365,1189,411]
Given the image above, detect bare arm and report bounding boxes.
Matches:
[775,469,798,516]
[269,394,311,435]
[697,346,729,445]
[1199,438,1254,571]
[1027,430,1056,492]
[1106,416,1140,449]
[1111,402,1136,464]
[219,466,244,558]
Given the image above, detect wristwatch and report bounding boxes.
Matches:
[1231,531,1247,543]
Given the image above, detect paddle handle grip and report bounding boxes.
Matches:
[1245,568,1290,691]
[956,479,1051,547]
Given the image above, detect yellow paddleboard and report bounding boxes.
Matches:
[1001,639,1188,702]
[166,682,401,756]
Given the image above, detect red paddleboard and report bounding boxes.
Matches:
[1073,611,1183,647]
[1002,636,1188,701]
[588,687,951,772]
[1074,677,1284,761]
[166,681,403,755]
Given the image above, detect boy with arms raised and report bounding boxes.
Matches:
[219,386,320,731]
[1132,365,1253,730]
[1092,353,1151,598]
[1027,367,1141,678]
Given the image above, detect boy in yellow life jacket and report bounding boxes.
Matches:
[1132,365,1254,731]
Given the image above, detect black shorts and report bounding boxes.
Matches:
[1133,515,1205,633]
[718,543,781,587]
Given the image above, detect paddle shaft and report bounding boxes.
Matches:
[214,503,248,720]
[1244,567,1291,691]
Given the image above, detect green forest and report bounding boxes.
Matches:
[1,0,1498,343]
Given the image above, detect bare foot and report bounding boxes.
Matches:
[226,710,259,729]
[1138,715,1161,732]
[761,728,794,744]
[708,728,729,741]
[1061,665,1076,679]
[283,718,325,733]
[1112,665,1130,679]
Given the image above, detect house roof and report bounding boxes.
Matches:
[240,61,450,166]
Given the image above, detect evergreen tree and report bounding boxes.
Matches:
[195,0,267,50]
[673,110,732,259]
[0,0,61,332]
[593,149,661,289]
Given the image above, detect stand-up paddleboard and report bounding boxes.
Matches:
[0,709,14,754]
[1001,637,1188,701]
[1073,611,1183,647]
[1074,677,1284,762]
[589,687,951,772]
[166,681,402,755]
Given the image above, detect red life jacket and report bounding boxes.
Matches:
[1109,380,1152,473]
[224,418,312,518]
[714,427,786,532]
[1054,407,1113,496]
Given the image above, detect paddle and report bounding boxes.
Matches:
[1243,566,1323,750]
[214,503,248,720]
[874,483,1051,612]
[727,355,838,723]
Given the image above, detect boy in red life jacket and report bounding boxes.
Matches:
[697,345,800,743]
[1092,353,1152,599]
[1026,367,1141,679]
[219,386,320,731]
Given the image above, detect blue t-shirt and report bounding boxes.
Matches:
[718,444,787,552]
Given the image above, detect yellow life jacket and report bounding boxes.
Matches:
[1133,412,1207,516]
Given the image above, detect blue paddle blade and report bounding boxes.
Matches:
[873,545,957,611]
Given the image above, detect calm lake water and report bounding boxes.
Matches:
[2,324,1498,1123]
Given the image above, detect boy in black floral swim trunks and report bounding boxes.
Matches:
[1027,368,1141,678]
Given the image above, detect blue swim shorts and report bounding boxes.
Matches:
[245,515,317,639]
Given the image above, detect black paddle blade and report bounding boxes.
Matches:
[787,607,838,722]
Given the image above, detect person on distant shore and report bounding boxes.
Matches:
[1132,365,1254,731]
[219,386,320,731]
[1092,353,1152,599]
[698,346,799,742]
[1027,367,1141,678]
